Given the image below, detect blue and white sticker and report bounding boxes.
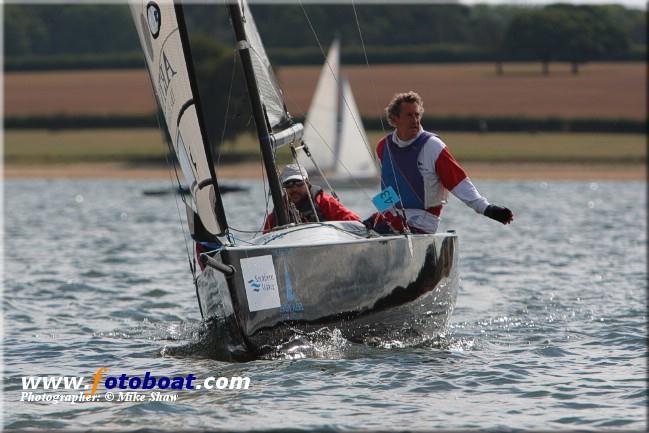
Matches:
[371,186,400,213]
[241,255,281,312]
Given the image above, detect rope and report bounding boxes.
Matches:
[138,47,201,297]
[159,121,199,278]
[298,0,413,234]
[350,1,417,233]
[290,147,321,222]
[211,47,243,246]
[261,144,272,231]
[229,236,257,246]
[351,0,387,137]
[228,225,267,234]
[215,48,239,168]
[294,142,338,200]
[295,0,377,199]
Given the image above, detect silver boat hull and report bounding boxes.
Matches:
[196,223,458,355]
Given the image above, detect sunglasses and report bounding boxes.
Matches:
[282,179,305,188]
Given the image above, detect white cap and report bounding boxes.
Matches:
[280,164,308,183]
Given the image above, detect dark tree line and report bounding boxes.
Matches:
[4,4,138,57]
[5,3,645,61]
[4,2,645,148]
[504,4,633,75]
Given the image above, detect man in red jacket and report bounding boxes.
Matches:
[263,164,360,233]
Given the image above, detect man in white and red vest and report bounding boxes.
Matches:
[368,91,513,234]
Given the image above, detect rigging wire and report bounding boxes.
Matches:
[296,1,410,235]
[212,46,244,246]
[211,40,270,241]
[298,1,373,161]
[351,0,387,137]
[260,150,272,236]
[292,0,376,204]
[215,48,240,169]
[237,1,411,235]
[290,147,321,222]
[228,225,268,234]
[352,0,411,232]
[280,84,374,205]
[292,142,339,200]
[135,32,201,296]
[160,126,199,279]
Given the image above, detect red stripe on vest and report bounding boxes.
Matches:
[376,137,386,162]
[426,205,442,217]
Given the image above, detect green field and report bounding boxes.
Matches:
[3,129,646,164]
[402,132,647,164]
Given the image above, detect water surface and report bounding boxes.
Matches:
[3,178,646,430]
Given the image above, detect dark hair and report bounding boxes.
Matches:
[385,91,424,127]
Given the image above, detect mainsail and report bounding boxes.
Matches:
[301,40,376,180]
[130,1,227,236]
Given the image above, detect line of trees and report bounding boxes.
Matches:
[5,3,646,143]
[4,3,646,68]
[503,4,634,75]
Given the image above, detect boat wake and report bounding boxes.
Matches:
[158,318,254,362]
[260,324,470,360]
[101,318,471,362]
[260,327,352,360]
[97,319,251,361]
[97,319,200,342]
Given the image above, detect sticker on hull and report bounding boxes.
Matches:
[240,255,281,312]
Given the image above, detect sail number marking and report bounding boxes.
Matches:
[372,186,400,213]
[157,50,177,110]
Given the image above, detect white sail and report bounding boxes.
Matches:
[240,0,289,130]
[301,39,340,172]
[301,40,376,180]
[337,78,376,178]
[130,1,225,235]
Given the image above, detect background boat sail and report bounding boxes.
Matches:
[300,39,378,188]
[130,0,459,357]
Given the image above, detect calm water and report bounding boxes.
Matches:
[3,177,646,431]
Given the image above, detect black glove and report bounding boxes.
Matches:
[484,205,513,225]
[362,214,376,230]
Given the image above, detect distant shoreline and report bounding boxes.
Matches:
[4,162,645,181]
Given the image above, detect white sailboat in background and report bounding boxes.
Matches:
[300,39,378,188]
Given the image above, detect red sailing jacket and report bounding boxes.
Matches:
[263,189,360,233]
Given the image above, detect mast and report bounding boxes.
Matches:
[228,2,288,226]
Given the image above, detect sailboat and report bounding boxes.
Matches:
[129,0,458,356]
[299,39,378,188]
